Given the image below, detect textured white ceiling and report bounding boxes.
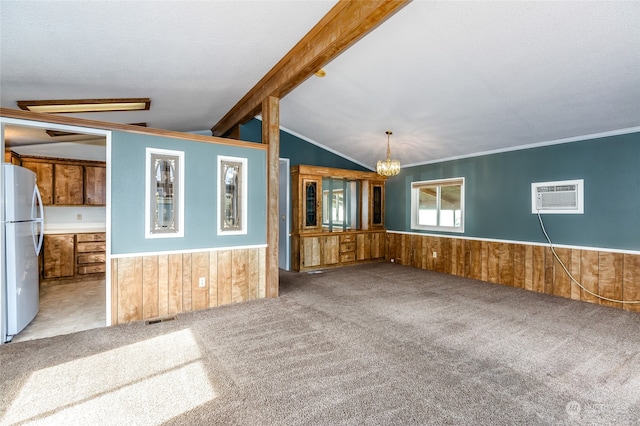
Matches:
[1,1,639,167]
[0,0,336,156]
[280,1,640,168]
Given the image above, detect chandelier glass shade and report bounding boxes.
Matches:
[376,130,401,177]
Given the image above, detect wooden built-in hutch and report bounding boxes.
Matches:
[291,165,386,271]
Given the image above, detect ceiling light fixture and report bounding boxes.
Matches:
[17,98,151,113]
[376,130,401,177]
[45,123,147,138]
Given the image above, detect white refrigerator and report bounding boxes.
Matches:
[3,164,44,342]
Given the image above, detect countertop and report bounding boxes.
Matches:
[43,223,106,234]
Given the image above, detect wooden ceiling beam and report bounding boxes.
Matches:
[211,0,410,137]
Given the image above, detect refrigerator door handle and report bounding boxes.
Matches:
[32,220,44,255]
[32,184,44,221]
[31,183,45,255]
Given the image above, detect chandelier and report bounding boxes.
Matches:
[376,130,401,177]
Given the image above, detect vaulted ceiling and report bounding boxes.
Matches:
[1,1,639,168]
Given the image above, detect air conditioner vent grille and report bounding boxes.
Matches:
[531,179,584,214]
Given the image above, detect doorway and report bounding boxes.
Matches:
[278,158,290,271]
[1,117,111,343]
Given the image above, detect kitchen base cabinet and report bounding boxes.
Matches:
[43,234,75,279]
[76,233,106,276]
[41,232,106,284]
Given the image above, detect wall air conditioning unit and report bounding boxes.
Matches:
[531,179,584,214]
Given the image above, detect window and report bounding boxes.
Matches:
[145,148,185,238]
[217,156,248,235]
[411,178,464,232]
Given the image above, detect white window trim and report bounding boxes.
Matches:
[411,177,465,233]
[145,147,185,239]
[217,155,248,236]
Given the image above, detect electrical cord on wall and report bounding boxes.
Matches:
[537,212,640,304]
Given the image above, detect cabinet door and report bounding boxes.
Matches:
[54,164,84,205]
[357,233,371,260]
[323,235,339,265]
[370,183,385,228]
[301,236,321,268]
[43,234,75,279]
[21,161,54,205]
[301,178,322,231]
[84,166,106,205]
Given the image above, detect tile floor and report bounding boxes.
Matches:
[10,280,106,343]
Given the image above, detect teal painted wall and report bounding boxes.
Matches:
[111,131,267,254]
[385,132,640,251]
[240,118,369,171]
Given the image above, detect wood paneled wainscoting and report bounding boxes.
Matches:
[387,232,640,313]
[110,247,266,325]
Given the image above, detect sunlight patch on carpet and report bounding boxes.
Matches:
[2,328,216,425]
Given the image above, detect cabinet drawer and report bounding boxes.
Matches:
[339,234,356,243]
[77,253,106,265]
[340,252,356,263]
[78,264,106,275]
[77,241,106,253]
[340,242,356,253]
[77,232,106,242]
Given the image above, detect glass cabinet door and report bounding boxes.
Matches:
[371,184,384,227]
[302,178,321,231]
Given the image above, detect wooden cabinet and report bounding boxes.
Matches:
[323,235,340,265]
[291,175,322,234]
[369,182,385,229]
[21,161,54,204]
[43,234,76,279]
[16,156,106,206]
[4,150,21,165]
[54,164,84,205]
[297,231,386,271]
[291,165,387,272]
[42,232,106,282]
[356,233,371,260]
[301,236,321,268]
[76,233,106,275]
[340,233,357,263]
[84,166,106,205]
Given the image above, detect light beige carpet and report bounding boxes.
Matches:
[1,263,639,425]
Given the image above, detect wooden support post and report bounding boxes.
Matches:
[262,96,280,298]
